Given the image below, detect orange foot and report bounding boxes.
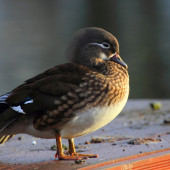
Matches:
[55,136,98,160]
[68,138,98,159]
[71,153,98,159]
[55,153,89,160]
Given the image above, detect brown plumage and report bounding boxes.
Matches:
[0,27,129,160]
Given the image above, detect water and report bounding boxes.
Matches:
[0,0,169,98]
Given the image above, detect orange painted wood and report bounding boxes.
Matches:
[79,148,170,170]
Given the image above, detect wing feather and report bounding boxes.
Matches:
[6,63,89,114]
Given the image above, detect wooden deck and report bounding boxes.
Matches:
[0,100,169,170]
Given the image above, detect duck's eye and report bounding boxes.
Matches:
[102,42,110,49]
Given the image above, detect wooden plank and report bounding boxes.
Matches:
[79,148,170,170]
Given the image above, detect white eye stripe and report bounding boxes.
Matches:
[90,42,110,49]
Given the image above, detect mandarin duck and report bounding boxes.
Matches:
[0,27,129,160]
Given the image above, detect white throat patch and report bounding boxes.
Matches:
[100,53,108,60]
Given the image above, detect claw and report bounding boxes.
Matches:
[55,153,58,159]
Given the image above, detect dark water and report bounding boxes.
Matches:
[0,0,169,98]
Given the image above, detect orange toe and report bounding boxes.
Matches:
[57,154,83,160]
[71,153,98,158]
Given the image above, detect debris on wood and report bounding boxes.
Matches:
[51,144,68,151]
[32,140,37,145]
[77,150,86,153]
[163,118,170,124]
[117,137,131,141]
[62,144,68,150]
[75,145,89,149]
[150,102,162,110]
[85,141,90,144]
[90,138,104,143]
[74,159,85,164]
[51,145,57,150]
[127,137,161,145]
[18,136,22,140]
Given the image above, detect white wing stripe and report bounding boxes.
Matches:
[11,99,33,114]
[11,106,25,114]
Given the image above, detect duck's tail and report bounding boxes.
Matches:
[0,93,18,144]
[0,134,15,144]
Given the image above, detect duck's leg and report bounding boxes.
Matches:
[55,134,82,160]
[68,138,98,158]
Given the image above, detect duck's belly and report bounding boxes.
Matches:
[61,97,128,139]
